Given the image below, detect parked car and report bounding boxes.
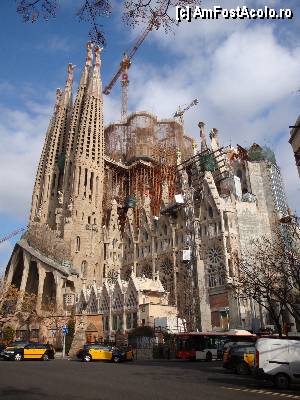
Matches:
[223,343,255,375]
[77,344,134,363]
[2,342,55,361]
[254,337,300,389]
[0,342,6,358]
[222,341,255,363]
[7,341,29,349]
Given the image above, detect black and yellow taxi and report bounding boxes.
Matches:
[2,342,55,361]
[77,343,134,363]
[223,343,255,375]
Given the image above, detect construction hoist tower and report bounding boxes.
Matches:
[120,53,131,120]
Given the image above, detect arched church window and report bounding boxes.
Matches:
[223,212,229,231]
[208,206,214,218]
[163,224,168,236]
[236,169,243,180]
[207,247,225,288]
[81,261,87,278]
[76,236,80,252]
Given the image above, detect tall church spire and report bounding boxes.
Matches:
[62,44,105,283]
[62,63,75,106]
[80,42,93,86]
[29,64,74,227]
[88,46,103,98]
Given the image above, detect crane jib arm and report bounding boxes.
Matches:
[103,22,153,96]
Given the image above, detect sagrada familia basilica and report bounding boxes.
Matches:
[3,43,288,343]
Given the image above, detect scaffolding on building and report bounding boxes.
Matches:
[103,112,194,227]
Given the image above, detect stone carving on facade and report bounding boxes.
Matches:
[86,42,94,66]
[55,88,62,112]
[58,190,64,205]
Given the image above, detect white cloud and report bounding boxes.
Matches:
[205,26,300,116]
[122,11,300,214]
[0,105,50,218]
[35,34,72,52]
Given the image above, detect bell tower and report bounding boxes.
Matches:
[30,64,74,228]
[62,45,105,285]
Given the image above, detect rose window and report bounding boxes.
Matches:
[207,247,222,264]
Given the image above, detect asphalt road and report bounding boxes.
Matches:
[1,359,300,400]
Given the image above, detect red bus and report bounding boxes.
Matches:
[175,330,256,361]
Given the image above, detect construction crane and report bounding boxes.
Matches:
[173,99,199,125]
[103,22,154,120]
[0,227,26,245]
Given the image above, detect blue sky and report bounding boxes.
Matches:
[0,0,300,272]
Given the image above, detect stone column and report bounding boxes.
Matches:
[36,263,46,312]
[4,249,19,286]
[55,274,65,313]
[108,296,112,338]
[171,224,177,306]
[122,295,126,334]
[16,251,30,310]
[133,243,138,275]
[151,236,156,276]
[228,288,241,329]
[196,258,212,332]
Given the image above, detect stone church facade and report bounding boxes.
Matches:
[3,43,288,342]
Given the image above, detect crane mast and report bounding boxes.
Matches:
[103,22,153,120]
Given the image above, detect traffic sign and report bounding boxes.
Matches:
[62,326,69,335]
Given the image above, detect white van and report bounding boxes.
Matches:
[255,337,300,389]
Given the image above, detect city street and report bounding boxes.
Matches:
[1,359,300,400]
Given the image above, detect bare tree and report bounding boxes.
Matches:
[0,284,20,323]
[177,265,199,332]
[15,0,201,46]
[0,283,40,339]
[0,282,62,341]
[233,220,300,336]
[276,215,300,323]
[123,0,201,31]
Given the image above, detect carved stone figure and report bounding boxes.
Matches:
[94,45,103,67]
[55,88,62,111]
[58,190,64,205]
[86,42,94,66]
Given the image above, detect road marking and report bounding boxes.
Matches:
[221,386,300,399]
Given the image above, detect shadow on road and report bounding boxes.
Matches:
[0,386,48,399]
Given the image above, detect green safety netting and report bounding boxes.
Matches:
[125,195,137,209]
[200,153,217,172]
[247,145,276,164]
